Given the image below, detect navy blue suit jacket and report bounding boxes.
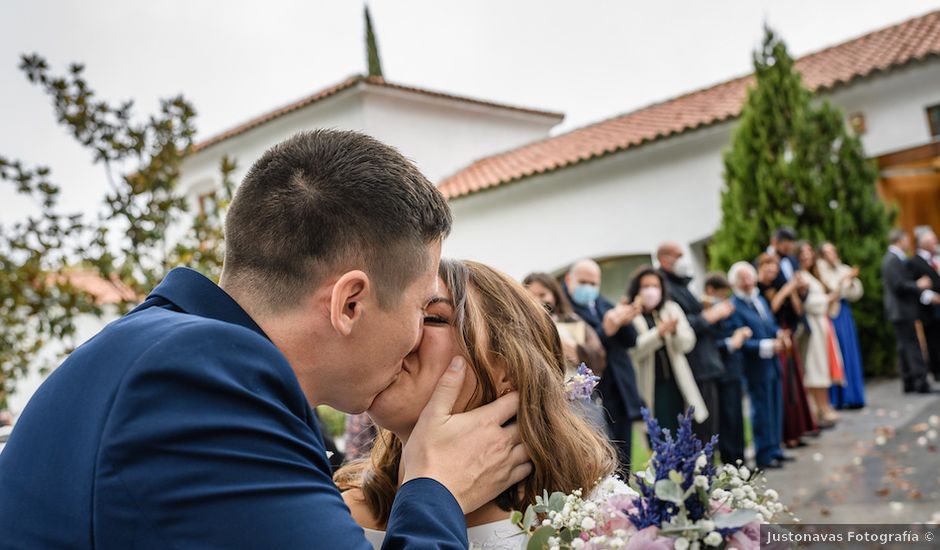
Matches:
[730,295,781,381]
[566,289,644,421]
[713,304,746,383]
[0,268,466,549]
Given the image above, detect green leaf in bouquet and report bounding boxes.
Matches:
[627,476,643,494]
[526,525,557,550]
[713,509,759,529]
[523,505,537,529]
[510,510,523,527]
[548,492,566,513]
[654,479,685,504]
[668,470,685,485]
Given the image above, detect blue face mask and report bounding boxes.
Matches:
[571,283,600,306]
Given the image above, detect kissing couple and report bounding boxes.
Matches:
[0,130,626,549]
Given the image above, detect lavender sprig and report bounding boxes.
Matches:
[564,363,600,402]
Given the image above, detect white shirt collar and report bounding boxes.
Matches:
[888,245,907,261]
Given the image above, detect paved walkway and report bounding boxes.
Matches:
[762,378,940,524]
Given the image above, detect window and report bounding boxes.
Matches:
[928,104,940,139]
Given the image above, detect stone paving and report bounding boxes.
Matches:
[761,378,940,525]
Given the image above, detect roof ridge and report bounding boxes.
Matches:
[192,74,564,153]
[439,8,940,199]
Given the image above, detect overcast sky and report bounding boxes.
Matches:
[3,0,939,224]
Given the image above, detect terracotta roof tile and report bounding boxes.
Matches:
[192,76,564,154]
[439,9,940,200]
[53,270,140,305]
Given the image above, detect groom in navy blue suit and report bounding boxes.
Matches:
[0,130,530,549]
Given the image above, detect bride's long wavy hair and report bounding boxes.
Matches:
[334,259,617,525]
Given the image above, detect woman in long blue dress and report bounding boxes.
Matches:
[816,242,866,409]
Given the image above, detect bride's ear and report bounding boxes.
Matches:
[492,361,513,396]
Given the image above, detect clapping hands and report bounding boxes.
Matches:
[728,326,752,350]
[657,316,679,337]
[602,297,639,336]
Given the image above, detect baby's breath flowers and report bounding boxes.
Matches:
[513,408,790,549]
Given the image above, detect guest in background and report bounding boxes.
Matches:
[657,242,731,444]
[625,266,706,435]
[729,261,788,470]
[794,242,843,427]
[343,412,377,463]
[563,259,643,472]
[524,271,607,430]
[816,242,866,409]
[766,226,799,287]
[756,253,816,445]
[908,228,940,382]
[703,273,752,465]
[523,272,606,376]
[882,229,938,393]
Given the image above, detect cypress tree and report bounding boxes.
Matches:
[709,27,895,375]
[365,5,384,78]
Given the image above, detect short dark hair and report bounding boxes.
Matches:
[703,272,731,291]
[222,130,452,311]
[773,226,797,242]
[626,264,669,310]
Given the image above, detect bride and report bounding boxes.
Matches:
[335,259,621,549]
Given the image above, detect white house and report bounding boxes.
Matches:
[437,10,940,297]
[178,75,563,206]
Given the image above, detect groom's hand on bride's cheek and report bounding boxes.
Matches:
[400,356,533,514]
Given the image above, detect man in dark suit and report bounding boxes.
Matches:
[564,259,643,473]
[728,262,787,470]
[657,242,732,443]
[907,228,940,382]
[704,272,752,466]
[881,229,939,394]
[766,226,799,288]
[0,131,530,549]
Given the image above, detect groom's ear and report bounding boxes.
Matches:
[329,270,371,337]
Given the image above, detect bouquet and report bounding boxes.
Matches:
[513,408,787,549]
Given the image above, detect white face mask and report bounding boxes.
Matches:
[640,286,662,310]
[673,257,693,278]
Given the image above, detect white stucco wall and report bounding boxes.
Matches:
[178,82,560,202]
[826,60,940,156]
[444,123,733,282]
[179,89,366,202]
[361,86,561,183]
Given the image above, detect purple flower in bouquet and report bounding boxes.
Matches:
[629,407,719,530]
[564,363,600,401]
